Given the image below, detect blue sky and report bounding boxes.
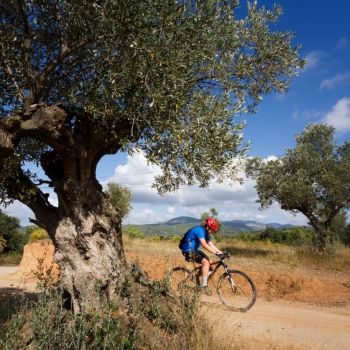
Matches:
[3,1,350,226]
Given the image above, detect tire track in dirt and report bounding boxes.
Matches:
[201,296,350,350]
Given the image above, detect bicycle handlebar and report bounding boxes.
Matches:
[216,251,230,260]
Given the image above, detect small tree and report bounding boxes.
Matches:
[246,124,350,251]
[124,225,145,239]
[201,208,222,232]
[0,210,25,253]
[105,182,132,219]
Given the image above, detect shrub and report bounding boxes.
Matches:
[124,225,145,239]
[29,228,49,241]
[0,273,220,350]
[236,227,314,246]
[171,235,181,242]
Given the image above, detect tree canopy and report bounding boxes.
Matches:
[0,1,304,307]
[0,0,304,208]
[246,124,350,250]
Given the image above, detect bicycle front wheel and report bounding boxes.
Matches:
[167,267,197,297]
[217,270,256,312]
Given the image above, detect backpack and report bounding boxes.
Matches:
[178,230,189,250]
[178,227,198,250]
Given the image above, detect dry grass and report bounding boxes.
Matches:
[125,237,350,273]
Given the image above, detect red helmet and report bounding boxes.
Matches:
[205,217,219,232]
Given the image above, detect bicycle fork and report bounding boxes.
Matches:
[223,264,237,293]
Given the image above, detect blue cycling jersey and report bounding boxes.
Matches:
[181,226,210,253]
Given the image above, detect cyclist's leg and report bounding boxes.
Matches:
[197,251,211,285]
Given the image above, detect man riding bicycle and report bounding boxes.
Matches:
[180,217,223,296]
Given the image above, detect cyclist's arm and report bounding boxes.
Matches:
[207,240,223,255]
[199,238,222,255]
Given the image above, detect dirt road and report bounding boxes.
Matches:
[2,243,350,350]
[203,296,350,350]
[1,266,349,350]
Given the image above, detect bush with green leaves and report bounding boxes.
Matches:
[0,210,26,253]
[29,228,49,242]
[237,227,314,246]
[0,273,219,350]
[124,225,145,239]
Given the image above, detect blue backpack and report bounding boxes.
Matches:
[178,227,199,250]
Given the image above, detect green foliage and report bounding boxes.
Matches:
[0,210,26,253]
[246,124,350,251]
[124,225,145,239]
[0,0,304,203]
[1,279,218,350]
[29,228,49,242]
[236,227,314,246]
[201,207,222,232]
[0,235,6,253]
[105,182,132,219]
[171,235,182,242]
[331,211,350,245]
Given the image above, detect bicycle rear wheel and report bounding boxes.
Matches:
[217,269,256,312]
[167,267,197,297]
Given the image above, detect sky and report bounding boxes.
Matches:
[3,0,350,226]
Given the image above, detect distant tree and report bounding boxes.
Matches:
[105,182,132,219]
[0,210,25,253]
[246,124,350,251]
[0,0,303,309]
[331,210,350,245]
[201,208,219,222]
[124,225,145,239]
[201,208,222,232]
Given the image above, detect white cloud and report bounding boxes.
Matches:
[293,108,324,121]
[1,201,34,226]
[321,97,350,133]
[321,70,350,90]
[303,51,328,71]
[107,151,307,226]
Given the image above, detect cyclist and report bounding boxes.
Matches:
[180,217,223,295]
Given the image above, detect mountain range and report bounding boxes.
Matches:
[126,216,298,237]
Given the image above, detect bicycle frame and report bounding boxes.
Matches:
[193,257,230,282]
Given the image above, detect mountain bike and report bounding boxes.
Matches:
[167,251,256,312]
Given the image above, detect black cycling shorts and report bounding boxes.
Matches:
[183,250,209,264]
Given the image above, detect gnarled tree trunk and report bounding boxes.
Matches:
[0,104,134,313]
[53,196,125,313]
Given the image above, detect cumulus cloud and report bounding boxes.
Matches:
[321,70,350,90]
[107,151,307,226]
[321,97,350,133]
[293,108,324,121]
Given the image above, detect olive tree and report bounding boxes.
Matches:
[0,0,303,309]
[105,182,132,219]
[246,124,350,251]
